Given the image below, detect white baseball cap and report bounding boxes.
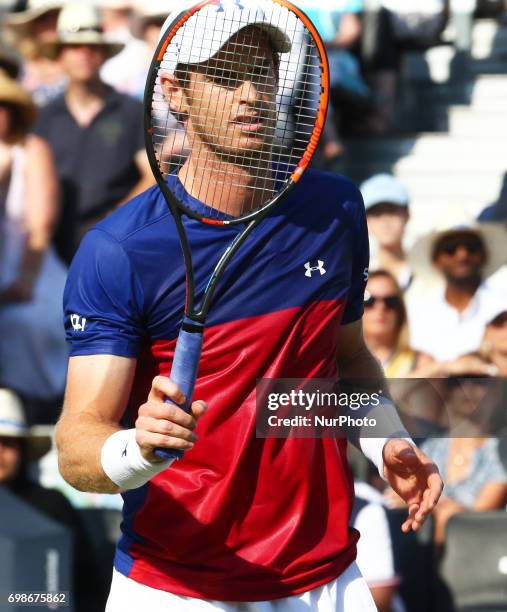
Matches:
[361,173,410,211]
[159,0,292,73]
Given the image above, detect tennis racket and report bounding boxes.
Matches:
[144,0,329,459]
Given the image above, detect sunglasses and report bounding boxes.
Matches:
[490,313,507,328]
[436,236,484,257]
[364,294,403,310]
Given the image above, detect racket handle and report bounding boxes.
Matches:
[154,318,204,460]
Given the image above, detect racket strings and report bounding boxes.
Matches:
[151,3,323,219]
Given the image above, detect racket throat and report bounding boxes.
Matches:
[181,316,206,334]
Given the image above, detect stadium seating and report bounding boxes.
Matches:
[0,487,73,612]
[440,511,507,611]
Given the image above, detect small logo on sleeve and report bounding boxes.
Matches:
[70,314,87,332]
[304,261,326,278]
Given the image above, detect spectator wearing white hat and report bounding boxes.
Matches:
[361,173,412,290]
[100,0,169,99]
[32,2,154,263]
[0,388,105,611]
[406,219,507,362]
[2,0,69,106]
[0,388,52,476]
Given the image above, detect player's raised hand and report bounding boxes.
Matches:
[383,439,443,533]
[135,376,207,463]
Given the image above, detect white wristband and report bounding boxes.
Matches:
[101,429,174,490]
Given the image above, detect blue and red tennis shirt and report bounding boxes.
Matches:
[64,168,369,601]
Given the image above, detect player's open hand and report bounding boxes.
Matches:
[383,439,443,533]
[136,376,207,462]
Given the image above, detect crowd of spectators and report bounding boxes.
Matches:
[1,1,506,611]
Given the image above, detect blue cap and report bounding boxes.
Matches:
[360,174,410,211]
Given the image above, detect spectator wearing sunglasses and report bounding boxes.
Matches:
[363,270,432,377]
[361,174,412,291]
[407,219,507,362]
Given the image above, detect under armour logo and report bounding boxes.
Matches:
[70,314,87,332]
[122,443,128,458]
[304,261,326,277]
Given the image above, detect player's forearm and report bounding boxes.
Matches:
[337,345,413,473]
[56,413,121,494]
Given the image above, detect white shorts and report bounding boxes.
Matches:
[106,562,377,611]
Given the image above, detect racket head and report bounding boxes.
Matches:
[144,0,329,225]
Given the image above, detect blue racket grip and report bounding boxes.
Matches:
[154,318,204,461]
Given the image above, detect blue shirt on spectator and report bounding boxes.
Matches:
[421,437,507,507]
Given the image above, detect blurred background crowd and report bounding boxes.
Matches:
[1,0,507,611]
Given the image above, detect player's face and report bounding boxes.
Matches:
[363,276,403,341]
[180,27,278,160]
[433,231,486,282]
[366,203,408,249]
[0,436,22,483]
[58,44,106,82]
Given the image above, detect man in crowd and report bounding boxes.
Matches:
[407,217,507,361]
[31,1,153,263]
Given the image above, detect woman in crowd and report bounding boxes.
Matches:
[361,173,413,290]
[364,269,499,378]
[0,68,67,424]
[3,0,68,106]
[363,269,428,376]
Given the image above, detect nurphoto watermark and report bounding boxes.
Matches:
[256,378,507,439]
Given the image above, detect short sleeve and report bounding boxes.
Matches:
[341,190,370,325]
[63,228,145,357]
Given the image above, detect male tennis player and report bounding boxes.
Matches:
[57,2,442,610]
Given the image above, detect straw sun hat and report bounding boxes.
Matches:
[409,214,507,282]
[0,70,36,143]
[3,0,66,29]
[40,2,124,60]
[0,389,52,461]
